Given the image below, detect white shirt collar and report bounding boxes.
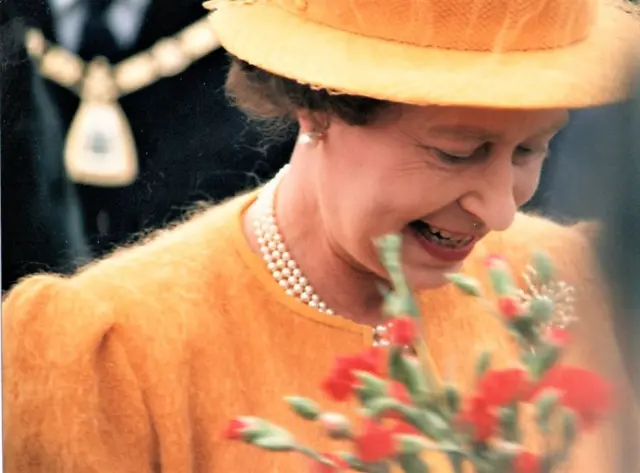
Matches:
[48,0,80,14]
[48,0,152,15]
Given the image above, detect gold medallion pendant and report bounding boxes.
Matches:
[25,19,221,187]
[65,58,138,186]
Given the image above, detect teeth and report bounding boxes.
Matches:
[416,221,472,248]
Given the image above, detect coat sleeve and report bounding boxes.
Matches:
[2,275,155,473]
[560,231,640,473]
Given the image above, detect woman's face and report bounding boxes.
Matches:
[312,105,568,290]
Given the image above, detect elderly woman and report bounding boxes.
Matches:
[3,0,639,472]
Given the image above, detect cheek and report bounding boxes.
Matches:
[513,163,545,204]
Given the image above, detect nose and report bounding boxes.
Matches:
[459,160,518,232]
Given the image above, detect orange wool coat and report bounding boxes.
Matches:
[3,192,637,473]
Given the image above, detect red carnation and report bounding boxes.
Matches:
[385,381,413,420]
[389,381,412,404]
[543,327,571,348]
[388,317,417,346]
[321,347,384,402]
[355,418,397,463]
[457,394,497,442]
[498,297,524,320]
[312,453,349,473]
[512,451,541,473]
[390,420,421,436]
[529,366,614,429]
[321,375,353,402]
[486,254,509,269]
[478,368,530,407]
[223,418,251,440]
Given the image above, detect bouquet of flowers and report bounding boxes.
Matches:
[224,234,614,473]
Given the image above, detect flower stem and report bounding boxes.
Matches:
[295,444,325,462]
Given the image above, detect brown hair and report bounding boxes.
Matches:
[225,57,392,136]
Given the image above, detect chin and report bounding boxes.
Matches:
[404,264,461,292]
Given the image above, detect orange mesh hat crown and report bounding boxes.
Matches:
[205,0,639,109]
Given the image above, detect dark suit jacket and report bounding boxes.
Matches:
[9,0,295,257]
[2,3,91,291]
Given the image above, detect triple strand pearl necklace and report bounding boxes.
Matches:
[253,165,336,315]
[252,165,390,346]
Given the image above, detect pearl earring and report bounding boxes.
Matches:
[297,131,323,147]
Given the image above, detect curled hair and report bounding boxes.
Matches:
[225,57,392,136]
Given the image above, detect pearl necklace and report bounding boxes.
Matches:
[253,165,335,315]
[253,165,392,346]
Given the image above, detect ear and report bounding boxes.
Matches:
[295,110,330,134]
[296,111,317,134]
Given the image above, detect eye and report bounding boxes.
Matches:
[432,149,473,164]
[513,145,548,165]
[430,143,492,164]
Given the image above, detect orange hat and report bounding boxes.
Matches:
[205,0,639,109]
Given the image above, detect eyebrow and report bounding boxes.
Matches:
[428,120,569,141]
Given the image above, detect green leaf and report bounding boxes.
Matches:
[475,349,492,382]
[241,418,272,442]
[396,434,431,455]
[485,447,516,473]
[285,396,320,421]
[398,453,430,473]
[535,389,559,434]
[532,251,555,286]
[531,344,560,380]
[562,410,578,448]
[488,266,516,297]
[376,234,407,288]
[375,234,421,318]
[253,433,296,451]
[383,291,421,319]
[445,273,483,297]
[406,410,451,441]
[498,406,519,442]
[368,397,405,419]
[528,297,554,324]
[355,371,388,404]
[510,314,538,342]
[443,384,461,415]
[446,453,465,473]
[368,462,392,473]
[337,452,368,472]
[389,348,428,397]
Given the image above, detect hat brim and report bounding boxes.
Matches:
[210,2,639,109]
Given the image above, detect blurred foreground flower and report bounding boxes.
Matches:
[223,235,614,473]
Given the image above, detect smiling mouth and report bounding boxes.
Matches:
[409,220,474,249]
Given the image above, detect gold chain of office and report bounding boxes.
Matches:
[23,17,221,188]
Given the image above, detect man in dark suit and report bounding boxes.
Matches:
[2,2,91,292]
[5,0,294,263]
